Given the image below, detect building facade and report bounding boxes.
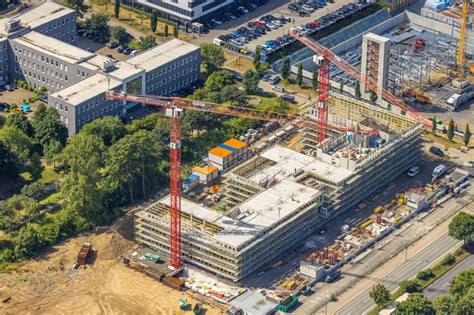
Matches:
[133,0,235,24]
[0,1,200,135]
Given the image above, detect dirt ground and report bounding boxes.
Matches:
[0,212,225,315]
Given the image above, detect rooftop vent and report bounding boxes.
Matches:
[5,19,21,33]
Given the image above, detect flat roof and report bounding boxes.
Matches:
[12,31,94,64]
[0,2,74,35]
[157,179,321,248]
[193,166,218,175]
[51,73,121,105]
[209,147,232,158]
[125,39,199,72]
[251,146,353,184]
[224,138,247,149]
[228,290,277,315]
[108,61,145,80]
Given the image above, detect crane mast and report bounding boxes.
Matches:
[457,0,469,81]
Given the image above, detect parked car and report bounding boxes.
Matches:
[429,146,445,157]
[4,84,14,91]
[108,42,119,49]
[407,166,420,178]
[237,6,249,14]
[272,85,286,93]
[0,102,8,111]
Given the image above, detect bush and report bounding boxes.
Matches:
[329,293,338,302]
[400,280,422,293]
[417,269,435,281]
[29,95,39,103]
[28,86,34,92]
[441,253,455,266]
[21,182,48,201]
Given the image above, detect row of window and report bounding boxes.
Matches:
[76,96,110,114]
[13,46,69,71]
[145,58,198,82]
[146,73,197,93]
[147,64,198,82]
[16,58,69,82]
[77,106,123,127]
[37,16,75,34]
[0,43,7,51]
[15,67,64,90]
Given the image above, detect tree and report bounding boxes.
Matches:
[21,182,48,201]
[312,69,318,93]
[455,288,474,314]
[29,152,44,181]
[463,124,471,146]
[355,81,361,99]
[0,126,32,164]
[173,25,178,38]
[449,269,474,299]
[5,113,33,136]
[33,107,68,148]
[43,139,63,166]
[417,269,434,281]
[432,116,437,134]
[14,224,41,259]
[138,35,156,51]
[0,142,20,180]
[150,12,158,33]
[243,70,260,95]
[85,14,110,42]
[449,212,474,245]
[433,295,455,315]
[60,133,107,225]
[395,293,435,315]
[0,115,5,128]
[204,70,234,93]
[80,116,126,146]
[296,63,303,87]
[369,283,390,307]
[280,57,290,79]
[114,0,120,18]
[400,280,422,293]
[67,0,88,17]
[164,24,169,38]
[447,118,455,141]
[111,26,129,45]
[200,43,225,73]
[254,47,261,66]
[370,90,378,104]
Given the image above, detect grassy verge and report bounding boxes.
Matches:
[423,131,471,151]
[367,247,470,315]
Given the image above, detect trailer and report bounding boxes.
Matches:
[163,276,185,291]
[77,242,92,265]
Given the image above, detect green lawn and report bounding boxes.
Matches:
[39,192,62,206]
[40,166,60,185]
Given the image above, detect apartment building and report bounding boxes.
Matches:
[0,1,200,135]
[134,0,235,24]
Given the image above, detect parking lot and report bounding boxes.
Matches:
[192,0,358,52]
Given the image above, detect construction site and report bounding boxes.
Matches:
[133,90,423,284]
[295,6,474,112]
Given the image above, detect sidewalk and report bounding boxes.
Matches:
[295,187,474,315]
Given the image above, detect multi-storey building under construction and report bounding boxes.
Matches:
[135,93,423,282]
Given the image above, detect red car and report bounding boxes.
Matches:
[310,21,321,27]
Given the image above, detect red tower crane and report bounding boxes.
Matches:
[315,51,331,143]
[106,92,378,267]
[289,31,432,128]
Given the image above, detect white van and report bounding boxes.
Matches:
[432,164,447,180]
[272,85,286,93]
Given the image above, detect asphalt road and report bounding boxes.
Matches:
[423,254,474,299]
[336,234,461,315]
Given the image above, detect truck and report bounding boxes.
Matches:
[77,242,92,265]
[325,270,341,283]
[432,164,447,181]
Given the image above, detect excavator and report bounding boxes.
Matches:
[402,89,430,104]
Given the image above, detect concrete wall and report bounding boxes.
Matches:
[0,39,9,83]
